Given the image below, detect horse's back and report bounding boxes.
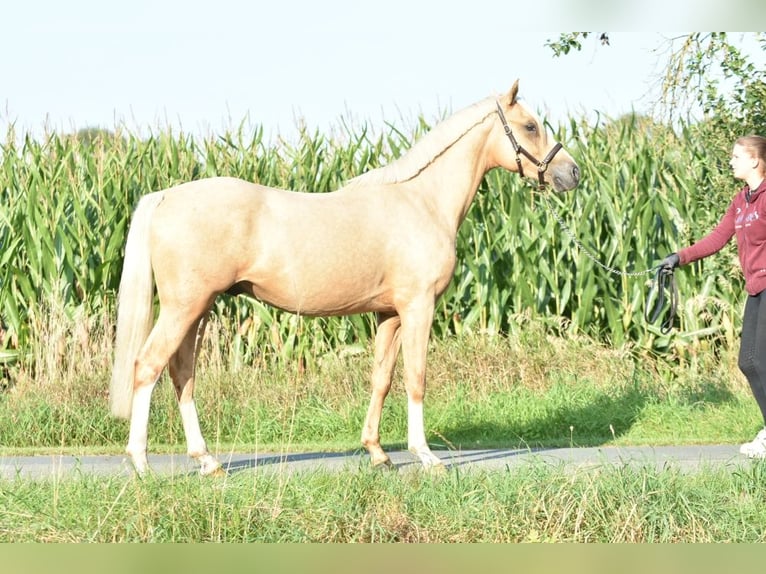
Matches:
[146,177,389,313]
[145,176,456,317]
[156,176,275,214]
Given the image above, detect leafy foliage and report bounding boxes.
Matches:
[664,33,766,213]
[0,112,746,372]
[547,32,766,215]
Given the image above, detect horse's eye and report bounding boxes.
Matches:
[525,123,537,133]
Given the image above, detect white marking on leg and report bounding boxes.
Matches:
[407,399,441,468]
[179,400,221,475]
[179,400,207,456]
[126,383,154,473]
[407,399,426,450]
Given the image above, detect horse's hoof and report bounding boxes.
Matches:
[128,460,151,478]
[199,462,227,477]
[426,463,448,476]
[199,464,227,478]
[131,467,152,479]
[372,458,396,471]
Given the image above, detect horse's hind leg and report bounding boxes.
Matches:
[125,307,212,474]
[361,313,401,468]
[168,314,224,476]
[126,308,196,474]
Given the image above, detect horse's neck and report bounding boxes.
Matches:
[412,122,492,231]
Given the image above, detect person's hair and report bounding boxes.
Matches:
[736,135,766,167]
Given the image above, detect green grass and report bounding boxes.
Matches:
[1,319,760,455]
[3,461,766,542]
[2,314,764,542]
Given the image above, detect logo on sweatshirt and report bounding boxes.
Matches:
[736,207,760,227]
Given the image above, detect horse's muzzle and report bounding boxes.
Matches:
[550,163,580,192]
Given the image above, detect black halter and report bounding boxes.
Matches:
[495,100,563,188]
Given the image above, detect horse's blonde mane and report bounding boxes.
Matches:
[344,96,498,189]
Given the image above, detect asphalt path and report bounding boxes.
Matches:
[0,444,754,479]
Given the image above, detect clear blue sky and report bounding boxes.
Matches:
[3,1,764,141]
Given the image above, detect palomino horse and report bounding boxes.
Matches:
[111,80,580,475]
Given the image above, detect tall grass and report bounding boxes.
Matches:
[3,461,766,542]
[1,302,756,452]
[0,110,745,372]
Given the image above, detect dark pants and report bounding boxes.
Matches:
[739,290,766,426]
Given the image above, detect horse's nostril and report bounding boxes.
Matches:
[572,165,580,182]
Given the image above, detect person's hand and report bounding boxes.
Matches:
[659,253,679,271]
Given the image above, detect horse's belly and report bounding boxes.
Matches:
[238,278,393,317]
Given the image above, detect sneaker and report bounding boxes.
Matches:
[739,428,766,458]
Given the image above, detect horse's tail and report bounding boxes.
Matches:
[110,192,164,419]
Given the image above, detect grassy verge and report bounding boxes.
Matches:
[2,315,765,542]
[2,461,766,542]
[0,315,760,455]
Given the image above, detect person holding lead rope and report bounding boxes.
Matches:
[661,135,766,459]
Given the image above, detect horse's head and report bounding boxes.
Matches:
[491,80,580,192]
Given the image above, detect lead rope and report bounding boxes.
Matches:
[540,191,678,333]
[644,266,679,335]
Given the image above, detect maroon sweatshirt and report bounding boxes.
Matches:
[679,179,766,296]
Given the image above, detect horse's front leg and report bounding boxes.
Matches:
[169,315,224,477]
[400,302,445,472]
[361,313,401,468]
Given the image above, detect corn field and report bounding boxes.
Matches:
[0,112,747,370]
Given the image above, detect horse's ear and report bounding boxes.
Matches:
[507,80,520,106]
